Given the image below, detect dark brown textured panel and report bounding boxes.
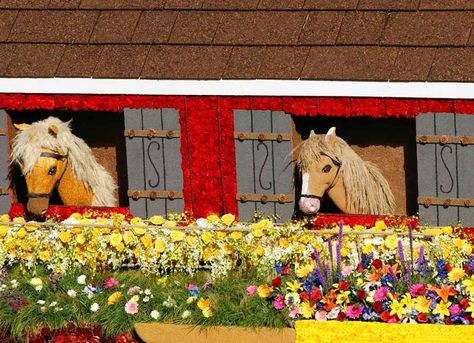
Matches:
[390,48,436,81]
[201,0,258,9]
[79,0,166,9]
[94,45,149,78]
[258,0,305,9]
[223,46,265,79]
[0,0,49,8]
[56,45,102,77]
[214,11,306,45]
[0,44,13,75]
[298,11,344,45]
[357,0,419,9]
[382,11,473,46]
[419,0,474,10]
[169,11,222,44]
[258,47,309,79]
[303,0,358,9]
[301,46,398,80]
[48,0,80,9]
[429,48,474,82]
[142,45,231,79]
[337,11,387,45]
[9,10,98,43]
[90,10,141,43]
[0,10,17,42]
[164,0,203,9]
[132,11,177,43]
[5,44,65,77]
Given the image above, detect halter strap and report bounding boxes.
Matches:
[300,152,342,200]
[26,151,69,200]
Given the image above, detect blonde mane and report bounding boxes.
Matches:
[10,117,116,206]
[297,133,395,215]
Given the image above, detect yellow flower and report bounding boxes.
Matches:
[197,298,211,310]
[29,277,43,287]
[116,242,125,252]
[25,222,39,232]
[230,231,242,240]
[255,245,265,256]
[279,238,289,248]
[384,234,398,250]
[75,233,86,244]
[154,239,166,253]
[300,301,316,319]
[201,231,213,244]
[202,307,213,318]
[220,213,235,226]
[414,296,431,313]
[13,217,25,223]
[400,294,414,309]
[0,214,10,222]
[286,280,302,292]
[16,227,27,239]
[149,215,165,225]
[353,225,365,231]
[442,226,453,235]
[466,300,474,313]
[186,236,195,246]
[133,227,147,236]
[0,225,8,237]
[130,217,143,225]
[38,250,50,262]
[448,268,465,283]
[70,213,82,221]
[374,220,387,231]
[340,246,349,257]
[207,214,219,223]
[141,235,153,249]
[433,301,452,318]
[252,228,264,238]
[109,233,122,247]
[462,275,474,294]
[389,299,406,318]
[58,231,71,243]
[216,231,226,240]
[164,221,176,227]
[257,285,273,298]
[296,262,315,278]
[123,231,134,244]
[108,291,122,305]
[336,291,350,305]
[362,244,374,254]
[170,230,185,242]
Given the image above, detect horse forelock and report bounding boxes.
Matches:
[298,133,395,214]
[11,116,116,206]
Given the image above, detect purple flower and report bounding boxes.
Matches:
[273,294,285,310]
[103,278,119,289]
[417,245,425,270]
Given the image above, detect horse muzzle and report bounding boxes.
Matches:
[299,195,321,214]
[27,196,50,215]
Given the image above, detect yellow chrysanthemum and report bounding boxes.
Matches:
[362,244,374,254]
[0,225,8,237]
[255,245,265,256]
[220,213,235,226]
[140,235,153,249]
[170,230,185,242]
[164,220,176,228]
[202,231,213,244]
[108,291,122,305]
[109,233,122,247]
[75,233,86,244]
[230,231,242,240]
[206,214,219,223]
[252,228,264,238]
[149,215,165,225]
[448,268,465,283]
[257,285,273,298]
[38,250,50,262]
[384,234,398,250]
[0,214,10,222]
[58,231,71,243]
[123,230,134,245]
[154,239,166,253]
[216,231,226,240]
[13,217,25,223]
[300,301,316,319]
[462,275,474,294]
[133,227,147,236]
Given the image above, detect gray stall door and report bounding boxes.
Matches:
[124,108,183,218]
[234,110,294,221]
[416,113,474,226]
[0,110,9,213]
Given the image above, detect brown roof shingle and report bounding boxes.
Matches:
[0,10,16,42]
[169,11,222,44]
[132,10,177,43]
[90,10,141,43]
[56,45,102,77]
[336,11,387,45]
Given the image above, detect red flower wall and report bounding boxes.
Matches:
[1,94,473,218]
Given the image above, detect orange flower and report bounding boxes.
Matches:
[434,284,457,303]
[323,301,336,312]
[368,270,381,284]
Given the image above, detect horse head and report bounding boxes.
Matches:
[298,127,342,215]
[13,123,68,215]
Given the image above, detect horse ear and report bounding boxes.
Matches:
[309,130,316,138]
[14,123,30,131]
[48,125,59,138]
[325,127,337,146]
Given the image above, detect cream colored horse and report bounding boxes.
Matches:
[297,127,395,215]
[11,117,116,215]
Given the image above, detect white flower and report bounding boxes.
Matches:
[67,290,77,298]
[77,275,86,285]
[49,301,57,307]
[186,296,195,304]
[37,300,46,305]
[150,310,160,320]
[144,288,152,295]
[181,310,191,319]
[35,285,43,291]
[196,218,211,228]
[87,293,94,299]
[131,295,140,302]
[372,237,384,246]
[163,296,176,308]
[90,303,99,312]
[143,296,150,303]
[10,280,18,288]
[30,277,43,287]
[40,306,47,313]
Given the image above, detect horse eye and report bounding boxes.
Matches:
[48,167,57,175]
[322,165,332,173]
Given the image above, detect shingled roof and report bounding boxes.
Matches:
[0,0,473,81]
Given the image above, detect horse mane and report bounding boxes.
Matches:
[297,133,395,215]
[10,117,116,206]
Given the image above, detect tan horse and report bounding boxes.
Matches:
[11,117,116,215]
[297,127,395,215]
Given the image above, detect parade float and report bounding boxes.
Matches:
[0,1,474,342]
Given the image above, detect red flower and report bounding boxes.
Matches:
[310,288,322,302]
[338,281,349,291]
[281,266,290,275]
[380,310,391,322]
[460,297,470,309]
[444,316,452,325]
[337,312,346,321]
[357,263,364,272]
[372,301,382,313]
[300,291,309,303]
[356,290,366,300]
[271,276,282,288]
[372,259,383,269]
[8,203,26,218]
[445,262,453,273]
[417,313,428,323]
[41,328,51,339]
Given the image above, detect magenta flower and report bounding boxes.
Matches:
[346,304,363,319]
[246,285,257,296]
[125,300,139,314]
[409,284,425,297]
[103,278,119,289]
[273,295,285,310]
[374,287,389,302]
[449,304,462,315]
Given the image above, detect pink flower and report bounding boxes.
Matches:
[315,310,327,321]
[289,306,300,319]
[246,285,257,296]
[346,304,363,319]
[103,278,119,289]
[125,300,139,314]
[341,266,353,277]
[409,284,426,297]
[374,287,389,302]
[273,295,285,310]
[127,286,141,296]
[449,304,462,315]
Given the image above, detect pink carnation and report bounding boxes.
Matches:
[127,286,141,296]
[315,310,327,321]
[449,304,462,315]
[103,278,119,289]
[246,285,257,296]
[125,300,139,315]
[374,287,389,302]
[346,304,363,319]
[273,295,285,310]
[341,266,353,277]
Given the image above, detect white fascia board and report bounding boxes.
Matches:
[0,78,473,99]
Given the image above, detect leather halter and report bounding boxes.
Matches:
[27,151,68,199]
[300,152,342,200]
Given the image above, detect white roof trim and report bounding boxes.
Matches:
[0,78,473,99]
